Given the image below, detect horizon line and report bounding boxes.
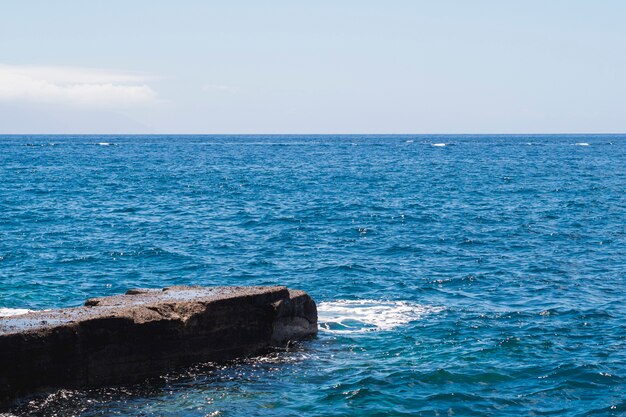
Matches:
[1,132,626,136]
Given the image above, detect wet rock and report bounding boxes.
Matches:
[0,286,317,405]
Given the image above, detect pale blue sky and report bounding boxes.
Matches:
[1,1,625,133]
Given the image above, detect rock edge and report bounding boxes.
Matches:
[0,285,317,405]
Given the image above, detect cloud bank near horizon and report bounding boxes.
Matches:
[0,65,158,108]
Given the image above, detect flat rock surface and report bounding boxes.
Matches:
[0,285,290,334]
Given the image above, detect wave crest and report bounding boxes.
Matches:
[317,299,443,334]
[0,308,32,317]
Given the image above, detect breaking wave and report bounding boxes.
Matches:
[0,307,32,317]
[317,299,443,334]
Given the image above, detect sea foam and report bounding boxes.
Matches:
[317,300,443,334]
[0,308,32,317]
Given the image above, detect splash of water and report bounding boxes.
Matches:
[317,300,443,334]
[0,308,32,317]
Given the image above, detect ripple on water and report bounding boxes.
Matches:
[2,134,626,416]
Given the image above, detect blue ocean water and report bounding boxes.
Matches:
[1,134,625,416]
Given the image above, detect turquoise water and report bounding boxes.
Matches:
[1,135,625,416]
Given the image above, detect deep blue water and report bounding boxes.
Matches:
[1,135,625,416]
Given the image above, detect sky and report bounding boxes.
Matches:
[0,0,625,134]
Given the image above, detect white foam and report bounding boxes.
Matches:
[405,140,414,143]
[432,143,446,147]
[575,142,590,146]
[98,142,111,146]
[317,300,443,334]
[0,308,32,317]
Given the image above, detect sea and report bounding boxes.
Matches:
[1,134,625,416]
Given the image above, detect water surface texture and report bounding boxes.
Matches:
[1,135,625,416]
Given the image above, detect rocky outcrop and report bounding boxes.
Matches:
[0,286,317,405]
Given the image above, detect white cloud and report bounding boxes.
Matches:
[0,64,158,108]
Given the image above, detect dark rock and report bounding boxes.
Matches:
[0,285,317,405]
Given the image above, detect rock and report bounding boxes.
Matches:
[0,286,317,405]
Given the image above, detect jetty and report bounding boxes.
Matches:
[0,285,317,404]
